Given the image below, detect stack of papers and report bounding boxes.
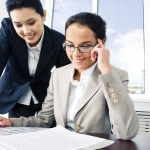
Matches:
[0,125,114,150]
[0,126,44,135]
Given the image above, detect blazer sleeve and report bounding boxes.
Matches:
[101,67,139,140]
[10,72,55,127]
[0,18,12,75]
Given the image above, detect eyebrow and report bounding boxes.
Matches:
[65,40,93,45]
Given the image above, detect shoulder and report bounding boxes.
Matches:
[52,64,73,78]
[50,64,73,83]
[1,17,11,24]
[53,64,73,74]
[0,17,16,36]
[112,65,127,74]
[1,18,13,29]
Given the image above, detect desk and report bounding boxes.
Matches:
[89,133,150,150]
[0,127,149,150]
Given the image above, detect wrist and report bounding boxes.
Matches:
[100,64,111,74]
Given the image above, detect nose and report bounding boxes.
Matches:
[74,46,81,52]
[22,26,31,34]
[73,47,82,56]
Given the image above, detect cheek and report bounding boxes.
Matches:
[86,54,95,65]
[66,52,72,61]
[13,27,23,37]
[34,23,43,33]
[85,53,92,60]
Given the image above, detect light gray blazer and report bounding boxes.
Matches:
[11,64,139,140]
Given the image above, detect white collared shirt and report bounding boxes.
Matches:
[66,63,97,130]
[18,30,44,105]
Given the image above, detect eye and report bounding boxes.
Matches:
[27,20,36,26]
[66,44,74,48]
[80,44,93,49]
[14,23,22,28]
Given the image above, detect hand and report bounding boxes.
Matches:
[91,39,111,74]
[0,116,13,127]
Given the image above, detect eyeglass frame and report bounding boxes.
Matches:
[62,41,98,53]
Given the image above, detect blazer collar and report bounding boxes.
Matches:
[62,64,103,119]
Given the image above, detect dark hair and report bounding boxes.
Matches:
[65,12,106,42]
[6,0,44,16]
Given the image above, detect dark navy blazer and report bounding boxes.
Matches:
[0,18,70,114]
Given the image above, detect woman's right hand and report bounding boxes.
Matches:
[91,39,111,74]
[0,116,13,127]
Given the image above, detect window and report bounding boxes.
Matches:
[98,0,144,94]
[45,0,94,33]
[97,0,150,103]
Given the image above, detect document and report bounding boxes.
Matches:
[0,125,114,150]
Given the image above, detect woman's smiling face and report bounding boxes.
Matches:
[65,23,97,73]
[10,7,46,47]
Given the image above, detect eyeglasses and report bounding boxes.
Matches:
[62,42,97,53]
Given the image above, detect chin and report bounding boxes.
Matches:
[27,41,37,47]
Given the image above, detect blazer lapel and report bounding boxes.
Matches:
[13,37,29,75]
[61,65,75,123]
[74,67,102,115]
[34,30,53,76]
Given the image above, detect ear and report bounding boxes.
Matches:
[42,9,47,22]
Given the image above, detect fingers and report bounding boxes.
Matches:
[0,116,4,121]
[91,39,102,61]
[97,39,105,48]
[0,116,12,127]
[0,116,6,127]
[91,39,106,63]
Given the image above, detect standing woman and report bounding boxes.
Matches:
[0,0,70,117]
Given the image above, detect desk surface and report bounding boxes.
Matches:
[0,127,149,150]
[89,133,150,150]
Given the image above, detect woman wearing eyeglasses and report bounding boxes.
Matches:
[0,12,138,140]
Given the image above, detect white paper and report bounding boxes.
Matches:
[0,127,44,135]
[0,126,114,150]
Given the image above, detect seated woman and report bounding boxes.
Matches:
[0,12,139,140]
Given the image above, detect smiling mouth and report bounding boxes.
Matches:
[74,58,85,63]
[24,34,35,40]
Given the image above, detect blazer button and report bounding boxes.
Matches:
[113,99,119,104]
[109,88,114,93]
[111,93,116,98]
[75,125,81,132]
[107,83,112,87]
